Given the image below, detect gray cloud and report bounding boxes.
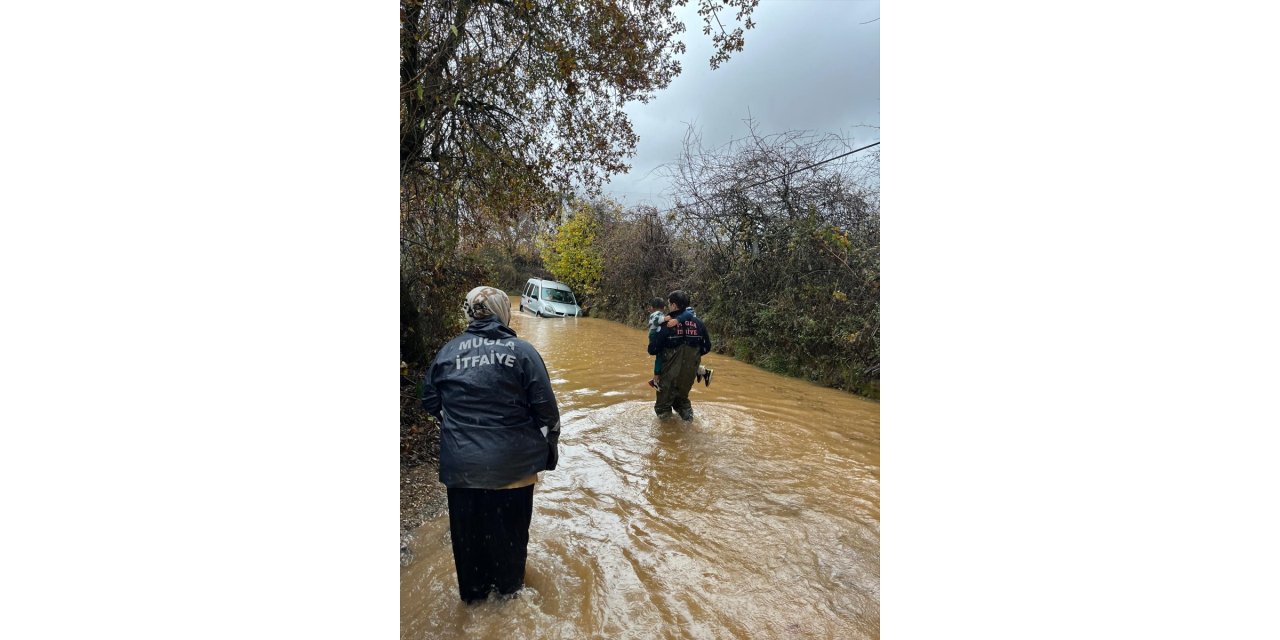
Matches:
[602,0,880,209]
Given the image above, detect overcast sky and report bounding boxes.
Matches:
[601,0,880,210]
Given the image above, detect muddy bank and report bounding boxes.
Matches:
[401,370,446,566]
[400,462,446,530]
[400,460,446,566]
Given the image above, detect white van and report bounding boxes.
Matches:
[520,278,582,317]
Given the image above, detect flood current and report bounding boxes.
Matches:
[401,303,880,638]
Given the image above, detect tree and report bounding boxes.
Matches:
[540,200,606,302]
[400,0,759,220]
[662,123,881,393]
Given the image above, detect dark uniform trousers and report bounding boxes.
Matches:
[446,484,535,603]
[654,344,701,417]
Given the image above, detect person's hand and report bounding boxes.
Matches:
[664,316,678,328]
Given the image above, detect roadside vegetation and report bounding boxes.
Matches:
[579,126,880,398]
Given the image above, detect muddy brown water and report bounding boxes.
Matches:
[401,304,880,639]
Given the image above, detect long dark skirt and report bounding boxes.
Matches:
[445,485,535,603]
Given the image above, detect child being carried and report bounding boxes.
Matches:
[643,297,713,391]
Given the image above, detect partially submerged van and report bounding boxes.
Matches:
[520,278,582,317]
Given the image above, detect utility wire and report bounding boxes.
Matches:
[739,141,879,192]
[660,140,880,215]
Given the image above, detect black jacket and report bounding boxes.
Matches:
[421,317,561,488]
[647,309,712,356]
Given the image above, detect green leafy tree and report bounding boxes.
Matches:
[541,201,606,301]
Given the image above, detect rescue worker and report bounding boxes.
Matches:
[421,286,561,604]
[647,290,713,420]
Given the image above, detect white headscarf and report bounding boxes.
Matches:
[463,286,511,327]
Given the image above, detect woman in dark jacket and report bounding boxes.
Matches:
[421,286,561,603]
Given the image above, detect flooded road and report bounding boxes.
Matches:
[401,304,880,639]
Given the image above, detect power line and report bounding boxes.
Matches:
[739,141,879,192]
[659,140,880,215]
